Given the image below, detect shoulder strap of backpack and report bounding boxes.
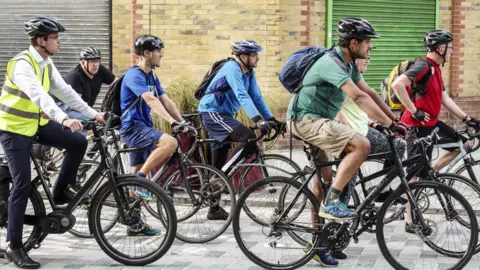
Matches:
[410,58,433,99]
[120,66,149,119]
[301,47,340,89]
[202,58,238,97]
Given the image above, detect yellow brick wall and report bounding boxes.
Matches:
[439,0,452,91]
[112,0,132,74]
[111,0,479,101]
[111,0,326,98]
[457,0,480,98]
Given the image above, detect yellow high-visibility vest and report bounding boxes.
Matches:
[0,50,52,136]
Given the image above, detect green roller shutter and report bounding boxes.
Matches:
[331,0,437,92]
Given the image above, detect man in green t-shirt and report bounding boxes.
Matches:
[287,18,405,220]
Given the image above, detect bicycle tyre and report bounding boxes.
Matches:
[237,154,304,194]
[233,176,320,270]
[88,175,177,266]
[69,160,118,238]
[0,186,46,258]
[238,154,305,225]
[160,163,235,244]
[453,159,480,184]
[376,181,478,270]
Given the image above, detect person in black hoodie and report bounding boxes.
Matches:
[59,47,115,120]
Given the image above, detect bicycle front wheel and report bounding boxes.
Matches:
[88,175,177,266]
[69,160,111,238]
[453,159,480,184]
[377,181,478,270]
[233,176,321,270]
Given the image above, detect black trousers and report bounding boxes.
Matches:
[0,121,87,243]
[211,123,257,174]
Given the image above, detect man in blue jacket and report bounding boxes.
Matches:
[198,40,280,220]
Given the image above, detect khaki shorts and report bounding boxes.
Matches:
[287,115,358,159]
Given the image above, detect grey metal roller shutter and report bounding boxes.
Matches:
[0,0,111,109]
[332,0,436,92]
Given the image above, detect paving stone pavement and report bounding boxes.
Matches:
[0,211,479,270]
[1,150,480,269]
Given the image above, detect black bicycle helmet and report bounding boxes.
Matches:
[134,35,164,56]
[337,18,379,41]
[80,47,101,60]
[24,16,65,39]
[424,30,453,49]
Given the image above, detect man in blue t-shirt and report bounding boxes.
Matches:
[120,35,187,235]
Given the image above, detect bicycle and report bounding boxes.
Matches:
[180,112,304,193]
[0,114,177,266]
[439,128,480,183]
[334,134,480,255]
[30,134,99,188]
[104,114,302,243]
[232,130,479,270]
[99,121,234,244]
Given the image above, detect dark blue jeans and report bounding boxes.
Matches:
[0,121,87,244]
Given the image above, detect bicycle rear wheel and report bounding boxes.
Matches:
[88,175,177,266]
[238,154,306,225]
[160,163,235,244]
[0,185,46,258]
[377,181,478,270]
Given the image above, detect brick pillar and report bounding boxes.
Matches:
[300,0,311,46]
[130,0,144,66]
[449,0,465,98]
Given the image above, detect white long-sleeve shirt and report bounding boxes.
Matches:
[10,46,97,123]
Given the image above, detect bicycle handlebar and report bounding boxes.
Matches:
[247,121,277,143]
[181,111,200,119]
[80,112,120,140]
[458,126,480,140]
[172,123,198,137]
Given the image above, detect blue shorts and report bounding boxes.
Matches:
[200,112,241,150]
[120,120,163,166]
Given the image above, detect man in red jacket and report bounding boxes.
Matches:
[392,29,480,233]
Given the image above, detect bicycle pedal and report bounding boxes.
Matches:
[353,235,359,244]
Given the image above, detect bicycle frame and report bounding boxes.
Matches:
[435,139,479,184]
[104,126,201,205]
[274,136,447,241]
[28,122,132,228]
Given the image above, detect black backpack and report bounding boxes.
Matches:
[194,57,237,100]
[101,75,127,116]
[101,66,154,118]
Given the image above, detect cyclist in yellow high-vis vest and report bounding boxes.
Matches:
[0,17,105,269]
